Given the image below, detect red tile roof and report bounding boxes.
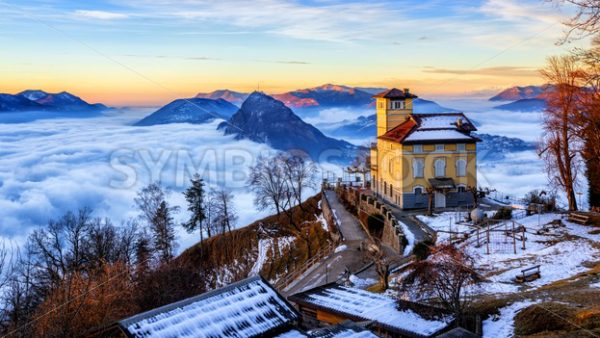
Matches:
[373,88,418,99]
[379,118,417,142]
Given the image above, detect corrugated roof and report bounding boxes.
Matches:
[289,284,453,337]
[119,276,298,338]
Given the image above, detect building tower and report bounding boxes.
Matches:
[373,88,418,137]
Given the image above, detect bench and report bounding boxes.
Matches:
[568,212,590,225]
[515,265,541,283]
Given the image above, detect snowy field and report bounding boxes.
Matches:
[418,212,600,295]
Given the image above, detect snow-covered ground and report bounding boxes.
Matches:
[417,212,600,294]
[250,236,296,277]
[482,300,537,338]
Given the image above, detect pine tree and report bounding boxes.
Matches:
[151,201,176,263]
[183,174,207,242]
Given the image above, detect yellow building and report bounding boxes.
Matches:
[370,88,479,209]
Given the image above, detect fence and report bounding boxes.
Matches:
[273,242,336,291]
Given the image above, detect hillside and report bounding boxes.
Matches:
[177,194,333,289]
[218,92,357,162]
[135,98,239,126]
[493,98,547,112]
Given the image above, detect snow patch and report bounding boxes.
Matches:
[483,300,537,338]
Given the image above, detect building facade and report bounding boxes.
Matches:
[370,88,479,209]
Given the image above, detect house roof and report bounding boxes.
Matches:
[380,113,480,144]
[288,284,453,338]
[435,327,479,338]
[275,323,378,338]
[373,88,418,99]
[119,276,299,338]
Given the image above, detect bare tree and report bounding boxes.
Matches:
[402,244,481,323]
[280,152,317,209]
[539,55,584,211]
[248,154,288,215]
[134,182,167,227]
[211,188,238,235]
[553,0,600,43]
[366,242,391,290]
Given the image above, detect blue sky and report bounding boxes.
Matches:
[0,0,586,105]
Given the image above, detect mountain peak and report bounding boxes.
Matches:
[219,93,355,161]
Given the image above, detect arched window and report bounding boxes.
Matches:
[413,185,425,195]
[413,158,424,178]
[434,158,446,177]
[456,159,467,177]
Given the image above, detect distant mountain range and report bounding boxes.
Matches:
[475,133,536,161]
[493,98,547,112]
[489,85,553,102]
[135,98,238,126]
[195,84,456,112]
[218,92,356,162]
[489,85,553,112]
[0,90,109,113]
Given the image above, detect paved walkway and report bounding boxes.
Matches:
[377,198,431,243]
[324,190,368,241]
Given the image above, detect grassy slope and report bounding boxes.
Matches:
[176,193,333,288]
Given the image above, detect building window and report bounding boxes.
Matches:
[434,158,446,177]
[384,182,387,195]
[456,159,467,177]
[391,100,405,109]
[435,144,444,152]
[413,158,424,178]
[457,143,466,152]
[457,185,467,193]
[413,144,423,153]
[390,184,393,198]
[413,186,424,195]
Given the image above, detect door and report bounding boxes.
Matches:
[434,192,446,208]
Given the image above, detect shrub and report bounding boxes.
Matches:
[493,208,513,220]
[413,240,433,260]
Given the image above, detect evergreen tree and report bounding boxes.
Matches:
[151,201,176,263]
[183,174,207,241]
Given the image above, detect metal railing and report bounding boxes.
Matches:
[274,242,336,291]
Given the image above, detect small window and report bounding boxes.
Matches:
[413,144,423,153]
[457,143,466,152]
[391,100,405,109]
[414,186,423,195]
[457,185,467,193]
[435,144,444,152]
[413,158,424,178]
[390,184,393,198]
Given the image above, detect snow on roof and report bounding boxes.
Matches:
[275,324,378,338]
[289,284,453,337]
[120,276,298,338]
[415,114,465,129]
[403,129,475,142]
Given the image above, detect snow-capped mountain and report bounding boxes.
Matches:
[218,92,356,162]
[0,89,108,113]
[195,90,248,105]
[0,94,46,112]
[17,90,108,112]
[135,98,239,126]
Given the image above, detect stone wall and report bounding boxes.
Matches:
[320,192,343,243]
[358,194,405,254]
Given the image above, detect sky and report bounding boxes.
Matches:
[0,0,588,106]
